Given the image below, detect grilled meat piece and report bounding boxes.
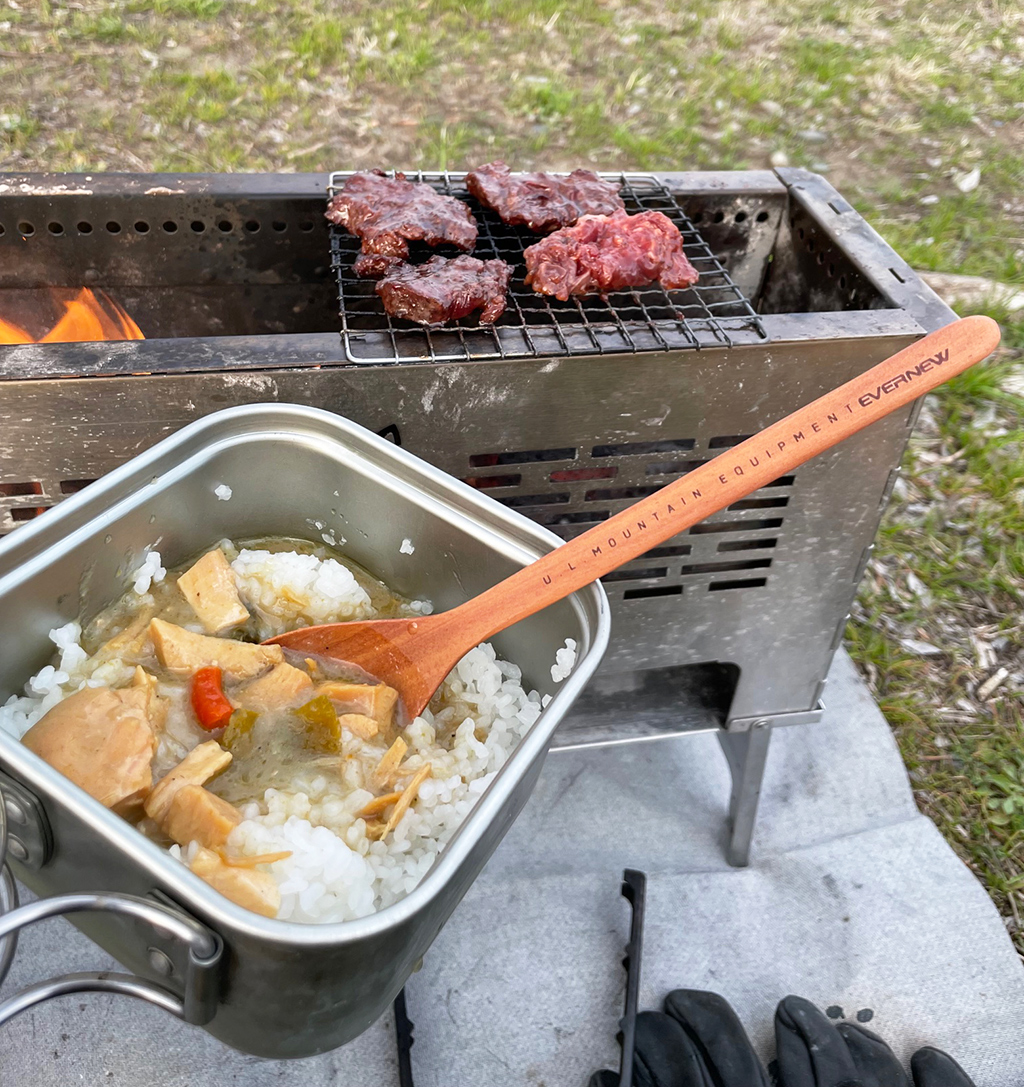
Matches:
[524,209,699,300]
[326,170,478,261]
[375,255,513,325]
[466,161,625,232]
[352,252,404,279]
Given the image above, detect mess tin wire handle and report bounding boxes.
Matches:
[456,315,1001,638]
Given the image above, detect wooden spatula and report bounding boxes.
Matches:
[267,315,1000,718]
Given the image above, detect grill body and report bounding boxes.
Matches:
[0,168,956,864]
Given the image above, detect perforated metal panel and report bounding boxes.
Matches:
[461,433,791,601]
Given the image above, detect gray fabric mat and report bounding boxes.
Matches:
[2,650,1022,1085]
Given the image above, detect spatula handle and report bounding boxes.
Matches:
[455,315,1000,639]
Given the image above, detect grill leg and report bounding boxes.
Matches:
[717,721,772,868]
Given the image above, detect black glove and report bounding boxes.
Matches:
[663,989,771,1087]
[775,997,979,1087]
[589,999,768,1087]
[632,1011,716,1087]
[910,1046,977,1087]
[587,1013,708,1087]
[775,995,908,1087]
[835,1021,911,1087]
[589,994,977,1087]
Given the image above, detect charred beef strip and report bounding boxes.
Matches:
[327,170,478,261]
[466,160,625,233]
[524,209,699,300]
[375,255,513,325]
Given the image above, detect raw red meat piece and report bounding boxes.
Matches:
[375,255,513,325]
[465,161,625,233]
[326,171,478,260]
[523,209,699,300]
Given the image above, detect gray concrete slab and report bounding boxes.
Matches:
[2,650,1022,1085]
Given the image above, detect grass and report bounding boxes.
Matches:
[2,0,1024,945]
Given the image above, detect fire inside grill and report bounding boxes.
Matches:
[328,171,766,364]
[0,288,144,344]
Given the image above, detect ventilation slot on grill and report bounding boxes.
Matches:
[602,566,669,583]
[10,507,49,522]
[534,509,609,526]
[463,473,522,489]
[550,467,617,482]
[708,434,753,448]
[765,475,795,488]
[0,481,43,497]
[502,492,570,509]
[592,438,695,458]
[623,584,684,600]
[60,478,98,494]
[644,544,692,558]
[681,559,772,576]
[690,517,783,535]
[584,485,660,502]
[645,460,707,476]
[727,496,789,511]
[718,538,778,552]
[469,447,575,467]
[709,578,768,591]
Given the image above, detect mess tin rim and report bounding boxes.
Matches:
[0,403,610,947]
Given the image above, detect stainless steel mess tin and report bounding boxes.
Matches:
[0,404,610,1057]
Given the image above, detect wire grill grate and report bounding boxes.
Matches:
[327,170,768,364]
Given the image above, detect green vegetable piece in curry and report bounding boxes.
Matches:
[295,695,341,753]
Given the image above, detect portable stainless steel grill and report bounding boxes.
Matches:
[0,168,955,878]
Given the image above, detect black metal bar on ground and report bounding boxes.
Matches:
[394,987,415,1087]
[618,868,647,1087]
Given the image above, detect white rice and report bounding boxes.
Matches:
[2,546,562,924]
[229,549,373,638]
[550,637,578,683]
[214,484,232,501]
[132,550,166,595]
[400,538,415,554]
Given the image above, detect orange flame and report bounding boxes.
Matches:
[0,289,144,344]
[0,317,32,345]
